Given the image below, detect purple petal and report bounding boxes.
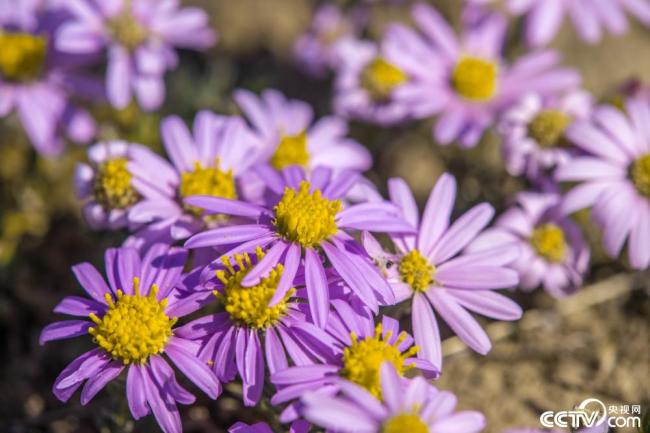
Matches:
[54,296,105,317]
[184,196,270,218]
[127,365,149,419]
[184,225,272,248]
[412,293,442,370]
[161,115,197,172]
[80,361,124,405]
[242,331,264,406]
[304,248,330,328]
[264,328,288,374]
[40,320,91,345]
[271,243,301,306]
[380,362,402,412]
[431,411,486,433]
[142,364,182,433]
[436,266,519,290]
[419,173,457,257]
[107,45,131,109]
[71,263,110,304]
[242,241,287,286]
[450,290,523,321]
[164,337,221,399]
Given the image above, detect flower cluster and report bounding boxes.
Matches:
[33,1,650,433]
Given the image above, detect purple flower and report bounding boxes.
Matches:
[39,244,221,433]
[184,166,413,327]
[229,420,309,433]
[388,3,580,147]
[125,112,263,251]
[556,97,650,269]
[332,34,414,125]
[363,174,521,370]
[234,88,371,172]
[293,4,360,78]
[271,299,438,423]
[0,1,98,155]
[468,192,590,298]
[499,90,593,180]
[301,362,485,433]
[55,0,216,111]
[175,249,339,407]
[74,140,172,230]
[508,0,650,47]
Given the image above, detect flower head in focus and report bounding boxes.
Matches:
[556,97,650,269]
[301,362,485,433]
[39,244,221,433]
[55,0,216,111]
[499,90,593,181]
[125,112,263,251]
[184,165,413,328]
[174,249,339,406]
[0,0,98,155]
[271,299,438,423]
[389,3,580,147]
[508,0,650,47]
[234,89,371,173]
[363,174,522,370]
[468,191,590,298]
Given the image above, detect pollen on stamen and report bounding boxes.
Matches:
[528,110,571,148]
[273,181,342,247]
[530,223,567,263]
[88,277,176,365]
[398,249,435,292]
[340,323,418,399]
[92,158,141,210]
[0,32,47,82]
[214,248,295,330]
[631,153,650,198]
[382,413,429,433]
[179,159,237,218]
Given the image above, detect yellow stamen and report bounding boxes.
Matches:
[398,250,435,292]
[361,57,407,101]
[631,153,650,198]
[528,110,571,148]
[271,131,310,170]
[382,413,429,433]
[179,159,237,218]
[88,278,176,364]
[451,56,497,101]
[107,9,147,50]
[93,158,140,210]
[530,223,567,263]
[0,32,47,81]
[273,181,341,247]
[215,247,294,329]
[341,324,418,399]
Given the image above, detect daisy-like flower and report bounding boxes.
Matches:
[229,420,309,433]
[234,89,371,173]
[301,362,485,433]
[389,3,580,147]
[293,4,360,78]
[363,174,522,370]
[75,140,172,230]
[271,299,438,423]
[126,112,263,250]
[508,0,650,47]
[499,90,593,180]
[468,192,590,298]
[556,97,650,269]
[332,34,414,125]
[55,0,216,111]
[0,0,98,155]
[184,166,412,327]
[39,244,221,433]
[175,249,339,406]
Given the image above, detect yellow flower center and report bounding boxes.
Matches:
[88,278,176,364]
[0,32,47,81]
[273,181,342,247]
[398,250,435,292]
[530,223,567,263]
[528,110,571,148]
[361,57,407,101]
[108,9,147,50]
[451,56,497,101]
[179,160,237,217]
[340,324,418,399]
[271,131,310,170]
[215,248,294,329]
[631,153,650,198]
[382,413,429,433]
[93,158,140,210]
